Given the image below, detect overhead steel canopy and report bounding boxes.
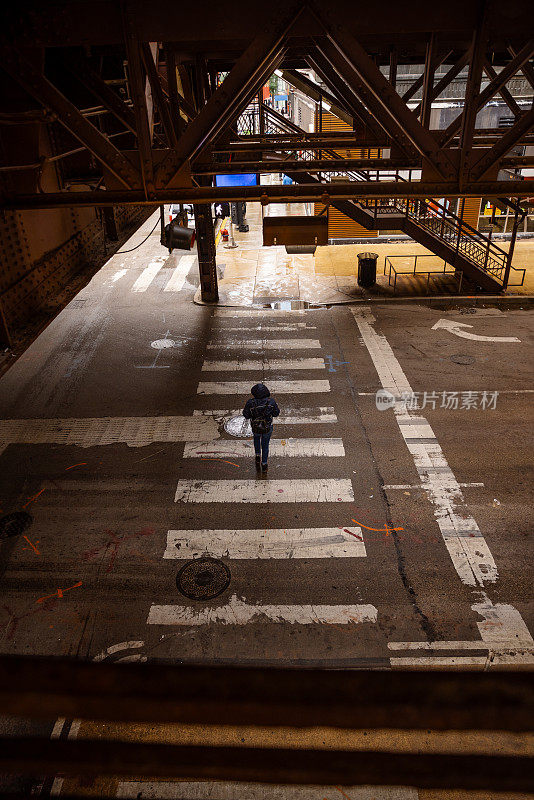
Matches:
[0,0,532,210]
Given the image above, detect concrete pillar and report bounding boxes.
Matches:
[194,203,218,302]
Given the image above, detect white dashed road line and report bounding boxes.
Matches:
[351,307,497,587]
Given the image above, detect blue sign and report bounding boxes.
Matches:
[215,173,258,187]
[274,94,288,102]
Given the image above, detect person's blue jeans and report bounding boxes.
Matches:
[253,426,273,465]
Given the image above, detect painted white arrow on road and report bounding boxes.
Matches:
[432,318,521,342]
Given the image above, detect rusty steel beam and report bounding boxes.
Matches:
[471,106,534,180]
[3,180,532,210]
[458,8,489,189]
[194,155,534,174]
[312,11,457,179]
[311,42,410,151]
[280,68,354,127]
[164,46,186,136]
[389,46,397,90]
[402,48,452,104]
[4,0,533,48]
[141,43,179,148]
[193,158,422,174]
[441,39,534,146]
[154,6,302,188]
[484,60,522,118]
[0,737,532,792]
[508,44,534,89]
[62,53,138,135]
[0,45,141,189]
[0,656,532,730]
[122,10,155,197]
[420,34,436,129]
[307,46,386,141]
[412,49,471,117]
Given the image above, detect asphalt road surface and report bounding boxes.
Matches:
[0,223,532,671]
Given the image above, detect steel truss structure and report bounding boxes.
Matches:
[0,0,533,210]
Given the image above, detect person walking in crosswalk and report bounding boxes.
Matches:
[243,383,280,473]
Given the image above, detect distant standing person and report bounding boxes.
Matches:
[243,383,280,472]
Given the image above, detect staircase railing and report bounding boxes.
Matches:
[236,103,508,284]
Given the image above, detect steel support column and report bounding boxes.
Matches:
[420,34,436,129]
[141,43,179,148]
[194,203,218,302]
[458,7,489,189]
[122,12,155,197]
[412,50,471,118]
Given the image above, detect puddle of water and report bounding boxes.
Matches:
[258,300,328,310]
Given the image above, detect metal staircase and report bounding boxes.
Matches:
[240,103,511,292]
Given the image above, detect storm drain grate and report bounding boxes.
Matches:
[176,557,230,601]
[450,354,476,365]
[0,512,33,540]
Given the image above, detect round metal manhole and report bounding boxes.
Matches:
[450,354,476,365]
[224,415,252,438]
[151,338,175,349]
[0,512,33,541]
[176,558,231,601]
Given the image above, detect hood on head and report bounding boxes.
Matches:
[251,383,270,399]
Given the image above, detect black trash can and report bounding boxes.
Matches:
[357,252,379,288]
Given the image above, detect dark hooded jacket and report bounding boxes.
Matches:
[243,383,280,427]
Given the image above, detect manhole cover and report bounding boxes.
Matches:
[224,415,252,437]
[0,512,33,540]
[450,354,475,365]
[151,339,175,349]
[176,558,230,600]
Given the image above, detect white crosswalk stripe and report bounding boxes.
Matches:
[131,258,166,292]
[164,527,365,559]
[198,380,330,395]
[148,596,377,626]
[220,324,316,331]
[214,309,308,317]
[149,307,377,645]
[0,415,217,451]
[174,478,354,503]
[201,358,325,372]
[164,255,196,291]
[208,339,321,350]
[193,407,338,424]
[183,438,345,458]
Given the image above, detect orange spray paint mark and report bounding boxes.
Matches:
[37,581,82,604]
[22,488,45,509]
[65,462,87,471]
[351,518,403,534]
[22,535,40,555]
[201,457,240,467]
